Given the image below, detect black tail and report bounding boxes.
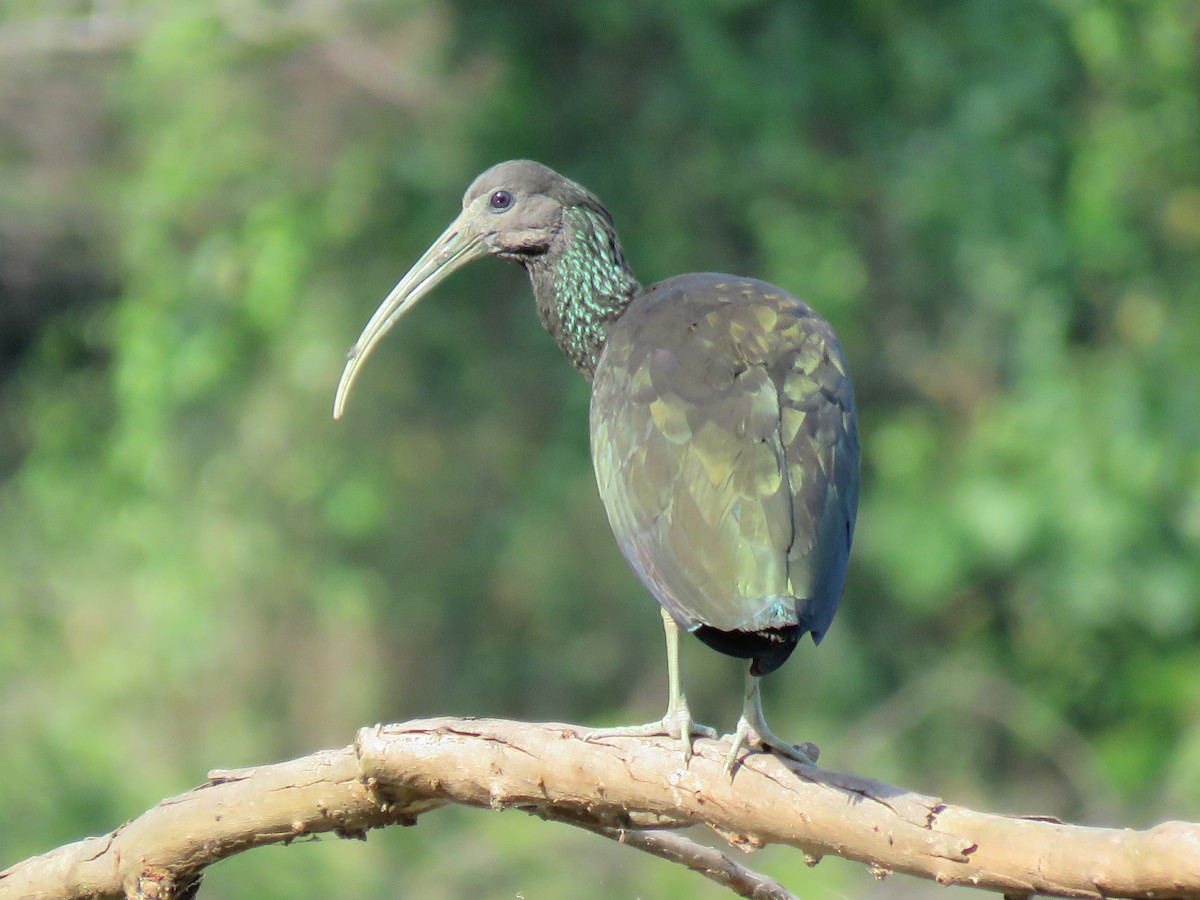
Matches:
[692,624,800,676]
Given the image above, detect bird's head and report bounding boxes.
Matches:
[333,160,602,418]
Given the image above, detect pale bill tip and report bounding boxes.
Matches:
[332,366,355,420]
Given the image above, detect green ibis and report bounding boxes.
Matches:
[334,161,859,771]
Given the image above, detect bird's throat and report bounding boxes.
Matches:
[527,205,640,379]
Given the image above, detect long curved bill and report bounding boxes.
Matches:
[333,213,487,419]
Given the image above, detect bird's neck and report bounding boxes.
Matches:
[526,205,640,380]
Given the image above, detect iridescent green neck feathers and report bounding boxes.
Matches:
[526,205,640,379]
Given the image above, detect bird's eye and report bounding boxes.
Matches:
[489,189,514,211]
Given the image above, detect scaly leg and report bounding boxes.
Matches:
[658,608,716,760]
[587,609,716,762]
[724,669,818,774]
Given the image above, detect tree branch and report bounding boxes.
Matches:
[579,826,798,900]
[2,717,1198,900]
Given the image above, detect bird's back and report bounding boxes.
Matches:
[590,273,859,668]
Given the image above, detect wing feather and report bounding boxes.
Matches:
[591,274,858,638]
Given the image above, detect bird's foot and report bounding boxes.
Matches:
[722,718,819,776]
[586,706,717,764]
[663,701,719,763]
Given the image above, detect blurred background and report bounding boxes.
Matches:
[1,1,1198,897]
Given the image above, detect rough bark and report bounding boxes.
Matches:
[2,717,1197,900]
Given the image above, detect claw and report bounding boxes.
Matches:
[722,719,818,774]
[664,696,718,763]
[586,711,717,765]
[723,671,820,775]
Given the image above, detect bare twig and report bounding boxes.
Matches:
[2,717,1199,900]
[581,826,798,900]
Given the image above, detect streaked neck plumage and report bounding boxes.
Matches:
[525,204,640,380]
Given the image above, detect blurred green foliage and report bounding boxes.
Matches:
[1,1,1198,897]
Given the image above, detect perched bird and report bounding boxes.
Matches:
[334,161,859,771]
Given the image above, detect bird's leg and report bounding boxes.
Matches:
[723,670,819,775]
[660,608,685,721]
[657,608,717,760]
[585,609,715,761]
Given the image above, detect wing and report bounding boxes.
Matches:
[590,275,859,639]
